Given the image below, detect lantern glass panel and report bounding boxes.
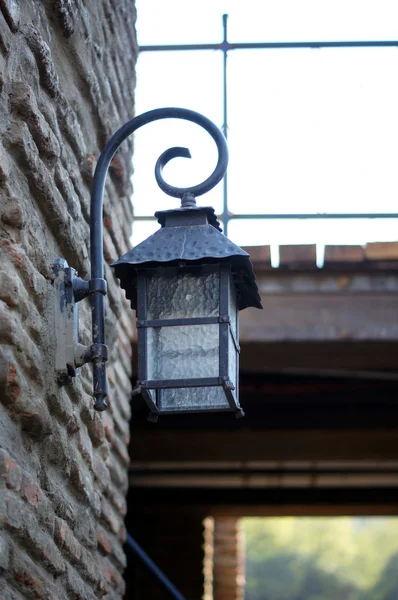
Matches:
[158,387,229,411]
[137,263,242,414]
[147,271,219,319]
[147,324,219,380]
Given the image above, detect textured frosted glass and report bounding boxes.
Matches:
[147,272,219,320]
[159,387,229,411]
[147,324,219,380]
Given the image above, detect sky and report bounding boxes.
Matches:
[131,0,398,261]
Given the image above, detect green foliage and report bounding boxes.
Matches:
[243,517,398,600]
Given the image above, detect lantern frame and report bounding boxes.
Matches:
[133,262,241,420]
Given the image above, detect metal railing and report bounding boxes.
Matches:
[139,15,398,236]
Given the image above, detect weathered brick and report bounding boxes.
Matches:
[99,557,125,595]
[36,493,54,534]
[80,548,100,585]
[99,439,111,462]
[103,227,119,264]
[17,395,52,440]
[54,517,82,564]
[100,497,121,536]
[11,548,46,599]
[6,494,24,532]
[97,527,112,555]
[65,565,97,600]
[102,411,114,444]
[84,410,106,447]
[21,511,65,575]
[80,153,96,183]
[106,454,127,492]
[112,537,127,569]
[40,539,66,576]
[74,510,97,550]
[25,26,60,98]
[76,428,93,468]
[20,472,42,508]
[40,472,76,527]
[106,487,127,519]
[7,123,62,217]
[66,412,80,435]
[13,567,45,599]
[0,270,20,308]
[56,94,86,159]
[54,163,81,219]
[46,391,76,427]
[0,449,21,491]
[1,243,47,311]
[43,430,72,474]
[109,396,130,442]
[1,195,26,229]
[10,82,60,159]
[69,461,93,504]
[0,270,42,345]
[92,454,110,493]
[111,433,130,468]
[0,298,44,388]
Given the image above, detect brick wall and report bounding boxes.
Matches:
[0,1,137,598]
[213,517,245,600]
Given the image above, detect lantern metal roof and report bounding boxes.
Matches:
[111,205,262,311]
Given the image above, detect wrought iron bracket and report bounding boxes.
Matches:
[53,258,108,406]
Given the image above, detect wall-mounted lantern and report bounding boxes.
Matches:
[53,108,262,420]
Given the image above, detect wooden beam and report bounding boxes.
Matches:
[365,242,398,260]
[279,244,317,266]
[129,428,398,462]
[239,341,398,372]
[208,503,398,517]
[240,293,398,343]
[324,245,365,263]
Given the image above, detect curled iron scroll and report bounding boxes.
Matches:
[153,112,229,199]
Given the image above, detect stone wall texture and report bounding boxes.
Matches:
[0,1,137,598]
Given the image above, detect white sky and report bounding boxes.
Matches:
[131,0,398,258]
